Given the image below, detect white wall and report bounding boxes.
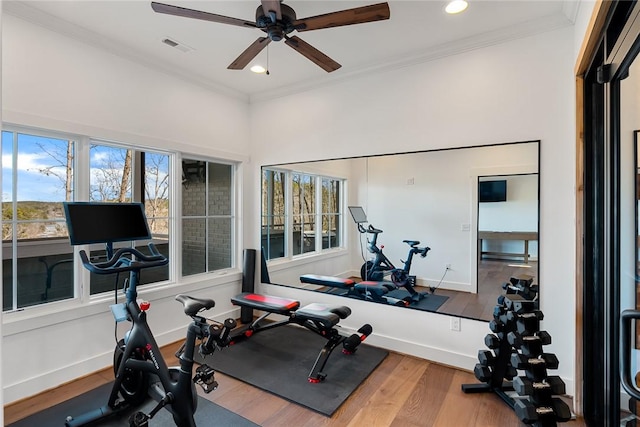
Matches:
[250,26,577,393]
[1,15,251,404]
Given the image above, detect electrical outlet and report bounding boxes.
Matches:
[450,317,461,331]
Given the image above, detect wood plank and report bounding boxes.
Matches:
[346,355,428,427]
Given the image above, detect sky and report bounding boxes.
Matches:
[2,131,169,203]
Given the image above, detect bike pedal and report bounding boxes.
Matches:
[128,411,149,427]
[193,364,218,393]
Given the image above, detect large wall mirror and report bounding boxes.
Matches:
[261,141,539,322]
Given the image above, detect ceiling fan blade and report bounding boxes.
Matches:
[293,2,390,32]
[228,37,272,70]
[151,2,256,29]
[261,0,282,21]
[284,36,341,73]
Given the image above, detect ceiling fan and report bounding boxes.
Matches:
[150,1,391,73]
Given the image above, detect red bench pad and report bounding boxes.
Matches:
[231,292,300,315]
[300,274,356,289]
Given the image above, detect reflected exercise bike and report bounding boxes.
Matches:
[349,206,432,302]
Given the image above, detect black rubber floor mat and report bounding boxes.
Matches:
[195,324,388,416]
[8,382,259,427]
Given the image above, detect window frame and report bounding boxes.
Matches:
[261,167,345,262]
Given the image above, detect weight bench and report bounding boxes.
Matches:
[230,292,373,382]
[300,274,409,307]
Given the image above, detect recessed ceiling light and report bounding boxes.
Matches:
[250,65,267,74]
[445,0,468,14]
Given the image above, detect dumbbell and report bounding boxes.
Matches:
[513,375,566,397]
[478,350,496,366]
[493,304,507,320]
[507,331,552,356]
[485,333,502,349]
[474,363,492,383]
[489,319,506,334]
[504,294,537,314]
[506,310,544,335]
[514,397,572,424]
[511,353,559,381]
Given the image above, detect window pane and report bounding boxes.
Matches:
[17,241,74,308]
[86,147,170,295]
[181,159,234,276]
[183,218,206,276]
[144,153,170,231]
[292,173,315,255]
[2,257,12,311]
[182,159,206,216]
[16,133,74,205]
[322,179,341,249]
[261,170,286,260]
[322,214,339,249]
[143,153,170,284]
[3,131,75,311]
[208,163,232,216]
[90,145,132,202]
[2,131,13,218]
[261,215,284,259]
[208,217,231,270]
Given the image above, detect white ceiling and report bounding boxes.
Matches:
[5,1,579,101]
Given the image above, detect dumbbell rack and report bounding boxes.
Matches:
[462,284,571,426]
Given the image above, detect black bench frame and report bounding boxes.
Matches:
[230,292,372,383]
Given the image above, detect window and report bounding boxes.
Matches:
[2,130,75,310]
[2,125,238,312]
[181,158,234,276]
[87,143,171,295]
[262,168,343,260]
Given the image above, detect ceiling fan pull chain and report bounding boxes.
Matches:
[266,44,270,75]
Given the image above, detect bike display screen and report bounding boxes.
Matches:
[64,202,152,245]
[348,206,368,224]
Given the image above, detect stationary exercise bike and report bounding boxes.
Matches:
[63,202,236,427]
[349,206,431,302]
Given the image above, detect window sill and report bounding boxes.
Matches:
[266,247,349,274]
[2,269,242,336]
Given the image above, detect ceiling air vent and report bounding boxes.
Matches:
[161,37,193,53]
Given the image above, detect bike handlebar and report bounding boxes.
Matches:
[357,223,383,234]
[78,243,168,275]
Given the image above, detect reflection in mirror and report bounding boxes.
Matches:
[477,174,539,314]
[261,141,539,322]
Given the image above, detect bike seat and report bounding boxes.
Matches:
[403,240,420,247]
[176,294,215,317]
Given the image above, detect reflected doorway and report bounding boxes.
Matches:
[477,174,539,305]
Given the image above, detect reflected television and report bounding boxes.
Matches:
[478,180,507,203]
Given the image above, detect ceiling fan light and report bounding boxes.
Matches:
[250,65,267,74]
[445,0,468,14]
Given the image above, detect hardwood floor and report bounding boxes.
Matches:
[5,339,585,427]
[435,259,538,321]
